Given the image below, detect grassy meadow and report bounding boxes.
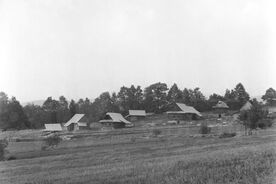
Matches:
[0,114,275,184]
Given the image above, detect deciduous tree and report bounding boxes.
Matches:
[262,88,276,105]
[117,85,143,114]
[144,82,168,113]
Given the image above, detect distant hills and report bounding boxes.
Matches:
[21,100,45,107]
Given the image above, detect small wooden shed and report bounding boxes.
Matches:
[125,110,146,121]
[99,112,133,128]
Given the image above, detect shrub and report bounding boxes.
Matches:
[43,134,62,150]
[258,119,273,129]
[0,139,8,161]
[239,103,269,132]
[7,156,16,160]
[219,132,236,138]
[41,145,48,151]
[199,123,211,134]
[152,129,161,137]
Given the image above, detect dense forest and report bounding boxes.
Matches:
[0,82,275,129]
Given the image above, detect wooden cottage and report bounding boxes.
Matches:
[64,114,89,131]
[99,112,133,128]
[125,110,146,121]
[167,103,202,121]
[212,101,229,118]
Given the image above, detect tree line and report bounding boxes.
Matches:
[0,83,275,129]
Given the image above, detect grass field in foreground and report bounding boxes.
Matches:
[0,122,275,184]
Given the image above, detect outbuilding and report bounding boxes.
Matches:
[125,110,146,121]
[64,114,89,131]
[167,103,202,121]
[99,112,133,128]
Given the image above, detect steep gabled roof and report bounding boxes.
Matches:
[213,101,229,109]
[128,110,146,117]
[44,124,63,131]
[168,103,202,116]
[240,101,252,111]
[100,112,132,125]
[64,114,85,127]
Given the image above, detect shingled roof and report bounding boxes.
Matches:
[64,114,86,127]
[177,103,202,116]
[167,103,202,117]
[99,112,132,125]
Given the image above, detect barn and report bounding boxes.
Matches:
[167,103,202,121]
[44,124,63,132]
[64,114,89,131]
[125,110,146,121]
[99,112,133,128]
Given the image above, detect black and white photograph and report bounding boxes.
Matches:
[0,0,276,183]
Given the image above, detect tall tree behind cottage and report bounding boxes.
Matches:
[58,96,70,123]
[224,83,250,110]
[167,84,183,103]
[69,100,78,118]
[117,85,143,114]
[92,92,120,120]
[42,97,60,124]
[143,82,168,113]
[234,83,250,106]
[262,88,276,106]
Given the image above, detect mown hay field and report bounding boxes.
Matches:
[0,117,275,184]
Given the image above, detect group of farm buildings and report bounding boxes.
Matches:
[45,101,275,131]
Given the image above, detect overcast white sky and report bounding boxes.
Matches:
[0,0,276,102]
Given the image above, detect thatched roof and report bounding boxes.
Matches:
[240,101,252,111]
[64,114,86,127]
[213,101,229,109]
[44,124,63,131]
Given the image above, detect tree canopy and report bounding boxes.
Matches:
[0,93,30,130]
[0,82,271,130]
[262,88,276,105]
